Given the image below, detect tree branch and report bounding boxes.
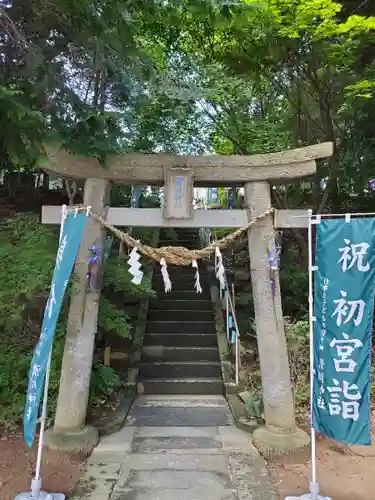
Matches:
[65,179,77,206]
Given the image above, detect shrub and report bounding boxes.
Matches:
[0,213,57,334]
[0,213,154,429]
[243,316,310,419]
[244,393,264,420]
[285,317,310,411]
[279,263,308,318]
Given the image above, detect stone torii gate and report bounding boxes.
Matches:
[42,142,333,458]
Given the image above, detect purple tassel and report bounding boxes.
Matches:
[87,245,100,284]
[268,250,278,297]
[369,178,375,192]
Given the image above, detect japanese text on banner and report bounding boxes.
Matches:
[313,218,375,445]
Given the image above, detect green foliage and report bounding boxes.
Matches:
[98,297,133,338]
[285,317,310,410]
[1,91,40,164]
[2,0,375,213]
[45,322,121,425]
[131,226,158,245]
[0,336,35,428]
[161,228,178,241]
[279,249,309,317]
[0,319,121,429]
[344,80,375,100]
[235,284,253,307]
[104,259,155,299]
[60,113,125,164]
[88,362,122,407]
[234,244,308,317]
[244,393,264,420]
[213,227,237,239]
[0,213,57,331]
[0,213,152,429]
[0,214,55,427]
[0,86,44,170]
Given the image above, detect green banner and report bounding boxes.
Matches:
[313,217,375,445]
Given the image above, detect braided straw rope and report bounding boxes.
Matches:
[87,207,275,266]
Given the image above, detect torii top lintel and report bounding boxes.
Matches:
[44,142,333,187]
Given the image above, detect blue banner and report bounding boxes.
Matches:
[131,187,143,207]
[228,188,236,209]
[207,188,219,207]
[313,217,375,445]
[24,212,88,447]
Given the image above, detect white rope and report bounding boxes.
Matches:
[160,258,172,293]
[192,259,203,294]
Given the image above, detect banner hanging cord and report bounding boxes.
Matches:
[68,206,275,266]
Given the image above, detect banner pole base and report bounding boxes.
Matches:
[285,496,332,500]
[14,492,65,500]
[285,480,332,500]
[15,479,65,500]
[285,485,332,500]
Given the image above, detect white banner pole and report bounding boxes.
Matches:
[308,209,319,500]
[285,209,331,500]
[31,204,68,500]
[32,353,52,495]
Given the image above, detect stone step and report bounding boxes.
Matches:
[139,361,222,378]
[147,310,214,322]
[159,232,199,238]
[152,277,209,291]
[158,240,199,248]
[159,231,199,237]
[146,321,216,334]
[126,397,233,427]
[154,290,211,300]
[143,333,218,347]
[142,346,220,362]
[109,352,129,372]
[149,299,212,311]
[131,435,224,454]
[153,265,208,275]
[121,468,231,488]
[153,271,209,281]
[113,488,237,500]
[139,377,223,395]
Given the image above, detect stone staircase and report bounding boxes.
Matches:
[139,229,223,395]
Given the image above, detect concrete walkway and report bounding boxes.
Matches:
[71,396,278,500]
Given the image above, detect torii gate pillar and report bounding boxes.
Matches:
[245,181,309,458]
[45,177,110,454]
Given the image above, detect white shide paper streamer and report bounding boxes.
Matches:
[128,247,143,285]
[160,258,172,292]
[215,247,225,290]
[192,259,203,294]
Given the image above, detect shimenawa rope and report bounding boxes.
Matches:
[70,206,275,266]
